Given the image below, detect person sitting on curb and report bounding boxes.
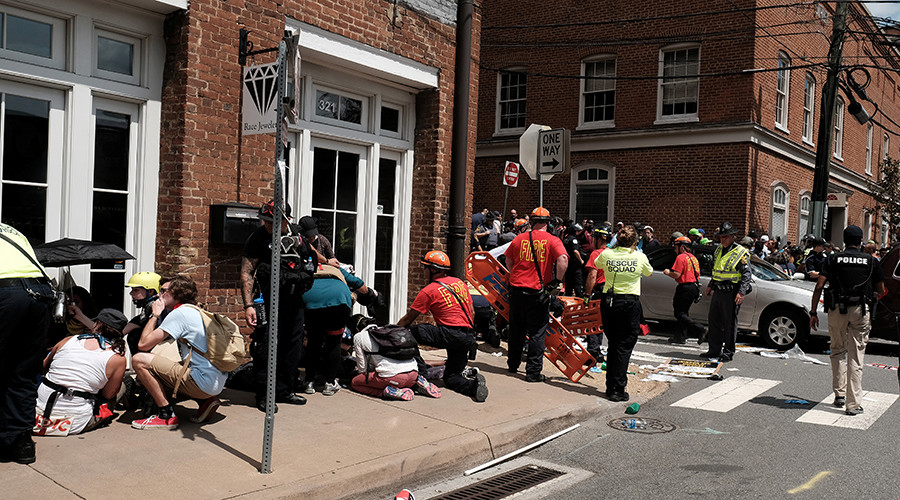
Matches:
[349,316,434,401]
[35,309,129,436]
[131,275,226,430]
[398,251,488,402]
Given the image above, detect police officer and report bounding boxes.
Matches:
[664,236,705,344]
[703,222,752,362]
[803,236,827,281]
[810,225,885,416]
[504,207,568,382]
[0,223,54,464]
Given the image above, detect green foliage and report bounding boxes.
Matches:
[867,156,900,242]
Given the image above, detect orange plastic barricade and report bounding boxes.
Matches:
[465,252,597,383]
[558,297,604,337]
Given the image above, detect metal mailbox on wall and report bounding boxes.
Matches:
[210,203,259,245]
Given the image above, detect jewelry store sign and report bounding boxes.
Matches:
[242,62,279,135]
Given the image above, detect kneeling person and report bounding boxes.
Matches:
[398,251,488,402]
[131,275,226,429]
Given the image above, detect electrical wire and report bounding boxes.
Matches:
[480,62,824,81]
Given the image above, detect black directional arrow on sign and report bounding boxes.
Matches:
[542,158,559,169]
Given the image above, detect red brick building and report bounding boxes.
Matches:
[475,0,900,248]
[3,0,480,321]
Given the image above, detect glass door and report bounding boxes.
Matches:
[371,151,400,324]
[309,140,366,268]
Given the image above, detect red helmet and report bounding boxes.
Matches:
[674,236,692,245]
[422,250,451,270]
[530,207,550,221]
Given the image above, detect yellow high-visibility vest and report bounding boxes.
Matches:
[712,244,749,283]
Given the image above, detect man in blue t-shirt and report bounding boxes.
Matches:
[131,275,226,430]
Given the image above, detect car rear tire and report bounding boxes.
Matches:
[760,307,807,350]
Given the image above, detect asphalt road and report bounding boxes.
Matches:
[393,324,900,499]
[524,327,900,499]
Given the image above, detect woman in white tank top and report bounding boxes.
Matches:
[35,308,128,436]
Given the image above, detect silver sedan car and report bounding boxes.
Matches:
[640,245,827,349]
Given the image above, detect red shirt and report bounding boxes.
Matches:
[671,252,700,284]
[504,230,567,290]
[585,247,607,283]
[410,276,474,328]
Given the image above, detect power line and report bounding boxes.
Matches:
[480,62,824,81]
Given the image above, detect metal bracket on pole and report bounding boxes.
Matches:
[239,28,279,66]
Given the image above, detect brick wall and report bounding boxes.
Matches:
[158,0,479,322]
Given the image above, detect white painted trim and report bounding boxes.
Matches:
[290,21,438,90]
[774,52,791,131]
[568,163,615,223]
[656,43,701,123]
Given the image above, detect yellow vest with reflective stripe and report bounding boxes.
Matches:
[712,244,749,283]
[0,223,45,279]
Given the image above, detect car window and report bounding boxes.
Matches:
[750,255,790,281]
[646,247,675,271]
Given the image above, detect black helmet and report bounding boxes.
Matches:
[716,222,738,236]
[594,224,612,242]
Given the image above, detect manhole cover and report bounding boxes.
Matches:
[608,417,676,434]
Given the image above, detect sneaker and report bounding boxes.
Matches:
[415,375,442,398]
[190,397,221,424]
[303,381,316,394]
[834,396,846,408]
[845,406,864,416]
[131,414,178,430]
[383,386,414,401]
[462,366,480,379]
[473,373,489,403]
[322,380,341,396]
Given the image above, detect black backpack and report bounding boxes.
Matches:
[368,325,418,360]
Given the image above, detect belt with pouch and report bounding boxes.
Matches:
[40,379,97,420]
[0,277,50,288]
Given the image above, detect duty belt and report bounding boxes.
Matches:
[40,379,96,420]
[0,277,50,288]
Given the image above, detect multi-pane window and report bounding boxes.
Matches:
[582,58,615,125]
[798,195,810,241]
[498,70,526,131]
[572,167,612,222]
[883,133,890,161]
[0,6,66,69]
[802,73,815,142]
[833,97,844,158]
[775,53,790,130]
[659,46,700,120]
[866,124,873,175]
[1,94,51,243]
[771,184,788,243]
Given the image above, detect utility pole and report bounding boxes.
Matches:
[810,1,851,239]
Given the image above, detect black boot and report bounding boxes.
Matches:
[11,433,35,465]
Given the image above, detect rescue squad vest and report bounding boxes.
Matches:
[712,244,749,283]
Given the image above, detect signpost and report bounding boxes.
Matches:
[502,161,519,221]
[518,125,570,207]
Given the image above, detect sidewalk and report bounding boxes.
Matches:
[1,345,668,500]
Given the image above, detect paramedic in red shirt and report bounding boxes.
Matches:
[583,223,612,364]
[398,251,488,402]
[663,236,706,344]
[503,207,568,382]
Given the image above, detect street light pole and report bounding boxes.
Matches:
[810,1,851,239]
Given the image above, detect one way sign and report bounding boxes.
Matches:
[538,128,569,175]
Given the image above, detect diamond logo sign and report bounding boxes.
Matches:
[242,62,279,136]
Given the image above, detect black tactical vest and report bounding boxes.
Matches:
[826,248,875,300]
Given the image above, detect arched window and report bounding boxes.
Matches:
[770,183,789,243]
[570,165,614,223]
[775,52,791,130]
[797,192,810,241]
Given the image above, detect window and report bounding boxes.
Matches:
[833,97,844,159]
[775,53,790,130]
[798,193,810,241]
[0,5,66,69]
[657,45,700,122]
[580,57,615,127]
[311,85,367,131]
[866,124,873,175]
[379,103,402,137]
[770,183,789,243]
[497,69,526,132]
[570,165,614,223]
[94,28,142,85]
[883,133,890,161]
[802,73,815,142]
[864,211,872,241]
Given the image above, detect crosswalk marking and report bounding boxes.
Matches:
[795,391,898,430]
[670,376,781,412]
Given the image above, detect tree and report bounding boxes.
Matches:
[866,156,900,243]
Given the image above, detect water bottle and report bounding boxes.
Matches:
[253,295,268,328]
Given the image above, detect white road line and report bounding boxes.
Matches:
[795,391,898,430]
[670,376,781,412]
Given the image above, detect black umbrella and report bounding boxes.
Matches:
[33,238,135,267]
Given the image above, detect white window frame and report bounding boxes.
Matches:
[802,72,815,143]
[568,164,615,223]
[579,56,615,129]
[495,68,527,135]
[378,100,404,140]
[309,83,369,133]
[775,52,790,132]
[883,133,890,161]
[656,43,700,124]
[866,123,873,175]
[93,26,143,86]
[833,97,844,159]
[864,210,872,241]
[770,182,789,243]
[797,192,810,242]
[0,4,67,70]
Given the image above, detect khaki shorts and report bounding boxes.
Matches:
[149,339,213,400]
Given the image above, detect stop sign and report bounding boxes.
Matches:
[503,161,519,187]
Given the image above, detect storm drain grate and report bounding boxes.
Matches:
[431,464,565,500]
